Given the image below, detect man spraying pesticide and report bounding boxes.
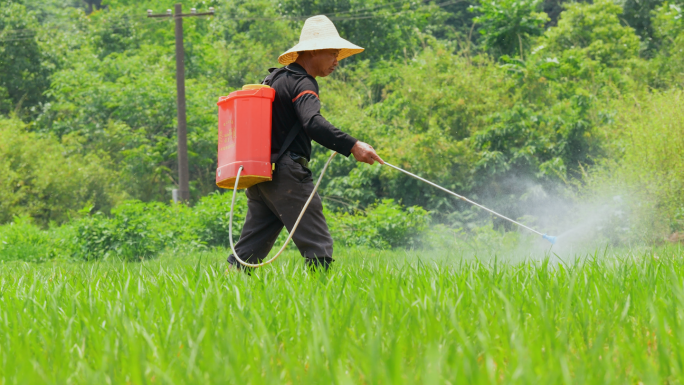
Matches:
[217,16,382,272]
[216,16,556,272]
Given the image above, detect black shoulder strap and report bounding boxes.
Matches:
[263,66,304,164]
[262,66,292,86]
[271,120,303,164]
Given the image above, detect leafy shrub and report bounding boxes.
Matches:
[0,216,73,262]
[68,194,429,261]
[586,89,684,238]
[326,199,431,249]
[542,0,640,67]
[471,0,549,59]
[72,201,198,261]
[70,195,247,261]
[0,118,121,226]
[651,2,684,87]
[191,191,248,247]
[532,0,641,93]
[0,3,51,118]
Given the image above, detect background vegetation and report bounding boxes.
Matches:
[1,0,684,259]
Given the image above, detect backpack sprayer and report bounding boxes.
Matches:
[216,85,557,268]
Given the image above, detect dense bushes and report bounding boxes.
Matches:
[0,193,430,262]
[0,216,69,262]
[0,3,52,119]
[72,202,197,261]
[326,199,430,249]
[586,89,684,238]
[0,118,121,226]
[2,0,684,245]
[312,0,684,235]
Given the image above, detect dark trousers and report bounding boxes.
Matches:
[227,155,334,270]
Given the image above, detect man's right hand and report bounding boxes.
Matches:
[350,141,384,165]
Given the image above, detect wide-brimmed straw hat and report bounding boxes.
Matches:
[278,15,364,65]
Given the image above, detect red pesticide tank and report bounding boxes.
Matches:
[216,85,276,189]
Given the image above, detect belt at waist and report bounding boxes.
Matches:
[271,151,309,168]
[288,151,309,168]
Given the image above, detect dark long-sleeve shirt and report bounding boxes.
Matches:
[269,63,357,161]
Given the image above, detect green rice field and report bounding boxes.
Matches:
[2,246,684,384]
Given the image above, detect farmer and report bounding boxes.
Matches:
[227,15,383,271]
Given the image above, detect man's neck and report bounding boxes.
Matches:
[294,59,317,78]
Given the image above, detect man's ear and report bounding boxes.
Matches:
[299,51,312,59]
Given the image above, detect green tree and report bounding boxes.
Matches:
[0,118,121,226]
[651,1,684,86]
[542,0,640,67]
[526,0,643,98]
[0,2,51,118]
[471,0,549,59]
[279,0,451,63]
[620,0,665,55]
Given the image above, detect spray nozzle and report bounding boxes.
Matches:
[542,234,557,244]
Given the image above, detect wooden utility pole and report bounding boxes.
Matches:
[147,4,214,201]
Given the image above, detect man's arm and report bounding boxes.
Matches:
[293,87,357,156]
[292,82,383,164]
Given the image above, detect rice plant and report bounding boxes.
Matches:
[1,246,683,384]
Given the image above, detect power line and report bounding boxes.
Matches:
[276,0,418,19]
[215,0,462,22]
[0,0,465,44]
[331,0,465,18]
[0,11,167,37]
[0,17,171,43]
[0,0,462,36]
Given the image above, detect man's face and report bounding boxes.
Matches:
[310,49,340,77]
